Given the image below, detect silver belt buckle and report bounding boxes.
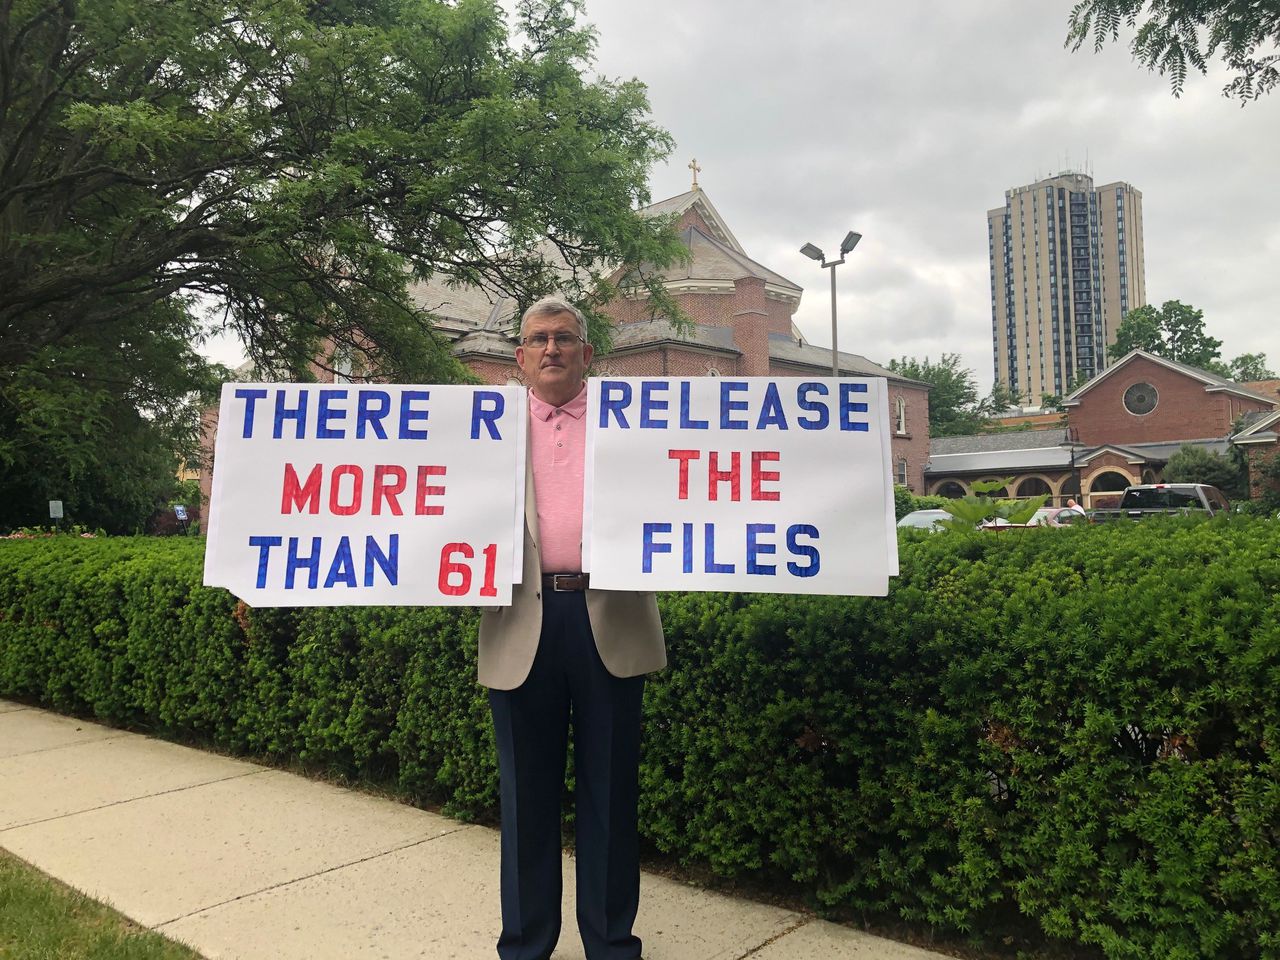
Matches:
[552,574,573,592]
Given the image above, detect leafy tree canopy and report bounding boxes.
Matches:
[1227,352,1276,381]
[1066,0,1280,100]
[1108,300,1224,369]
[1162,443,1247,499]
[1107,300,1270,383]
[0,0,685,530]
[887,354,1020,437]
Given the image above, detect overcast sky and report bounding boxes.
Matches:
[198,3,1279,395]
[578,0,1280,395]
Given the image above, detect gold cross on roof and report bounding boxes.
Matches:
[688,158,701,189]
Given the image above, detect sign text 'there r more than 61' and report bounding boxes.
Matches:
[203,384,526,607]
[584,377,897,597]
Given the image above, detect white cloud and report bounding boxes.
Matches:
[580,0,1280,390]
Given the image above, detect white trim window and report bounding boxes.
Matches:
[895,396,908,434]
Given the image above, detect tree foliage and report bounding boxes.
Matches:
[1227,352,1276,381]
[1066,0,1280,100]
[1107,300,1224,369]
[888,354,1019,437]
[1162,443,1248,499]
[0,0,685,530]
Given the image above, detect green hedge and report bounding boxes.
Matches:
[2,522,1279,959]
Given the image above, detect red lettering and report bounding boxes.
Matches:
[751,451,781,501]
[372,465,407,516]
[281,463,322,514]
[416,465,446,516]
[328,464,363,516]
[439,542,473,595]
[708,451,741,502]
[668,449,700,499]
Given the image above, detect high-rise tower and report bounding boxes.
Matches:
[988,172,1145,400]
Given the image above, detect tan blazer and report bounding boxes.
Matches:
[477,447,666,691]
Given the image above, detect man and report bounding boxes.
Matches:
[478,296,667,960]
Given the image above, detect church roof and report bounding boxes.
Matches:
[641,187,745,254]
[1064,350,1278,407]
[767,334,927,386]
[657,225,801,294]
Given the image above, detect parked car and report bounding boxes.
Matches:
[1089,483,1229,522]
[896,508,951,532]
[980,506,1084,530]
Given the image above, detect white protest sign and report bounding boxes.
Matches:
[204,384,526,606]
[584,377,894,596]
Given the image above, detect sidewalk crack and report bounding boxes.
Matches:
[152,827,478,929]
[0,770,269,834]
[733,915,813,958]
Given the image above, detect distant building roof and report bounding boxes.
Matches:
[1064,350,1278,407]
[767,334,929,387]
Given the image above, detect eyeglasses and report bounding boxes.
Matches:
[521,332,585,349]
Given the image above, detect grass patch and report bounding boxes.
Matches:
[0,849,202,959]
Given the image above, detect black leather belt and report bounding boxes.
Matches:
[542,573,590,592]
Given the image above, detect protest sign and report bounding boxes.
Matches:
[204,384,526,606]
[584,377,896,596]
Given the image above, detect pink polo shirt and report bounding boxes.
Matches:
[528,385,587,573]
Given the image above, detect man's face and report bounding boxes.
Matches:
[516,310,593,406]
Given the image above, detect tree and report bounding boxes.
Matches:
[1108,300,1223,368]
[1066,0,1280,100]
[1162,444,1247,499]
[1228,352,1276,381]
[0,0,685,530]
[887,354,1019,437]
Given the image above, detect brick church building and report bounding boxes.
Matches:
[198,185,933,524]
[924,350,1279,506]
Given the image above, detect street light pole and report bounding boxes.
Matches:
[801,231,862,377]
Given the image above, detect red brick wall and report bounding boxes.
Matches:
[1071,356,1272,445]
[1244,444,1280,499]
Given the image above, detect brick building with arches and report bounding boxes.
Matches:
[924,350,1278,506]
[197,185,933,522]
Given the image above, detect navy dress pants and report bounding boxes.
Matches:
[488,590,645,960]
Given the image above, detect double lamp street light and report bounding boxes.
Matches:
[800,230,861,377]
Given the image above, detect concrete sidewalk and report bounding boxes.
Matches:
[1,700,952,960]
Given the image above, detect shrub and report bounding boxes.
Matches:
[2,523,1278,959]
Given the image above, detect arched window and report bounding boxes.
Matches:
[895,396,907,434]
[1090,471,1131,492]
[934,481,967,498]
[1016,477,1051,497]
[896,458,909,485]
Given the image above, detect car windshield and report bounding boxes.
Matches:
[1122,488,1202,508]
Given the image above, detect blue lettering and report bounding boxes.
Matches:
[720,381,749,430]
[471,390,505,440]
[316,388,349,439]
[704,522,735,573]
[746,523,777,575]
[399,390,430,440]
[679,381,709,429]
[840,382,870,432]
[642,522,672,572]
[599,381,632,428]
[324,536,358,588]
[285,536,323,589]
[273,391,308,439]
[235,388,268,439]
[682,522,694,573]
[356,390,391,439]
[248,535,282,588]
[786,524,821,578]
[797,383,829,430]
[365,534,398,586]
[639,381,669,428]
[756,382,789,430]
